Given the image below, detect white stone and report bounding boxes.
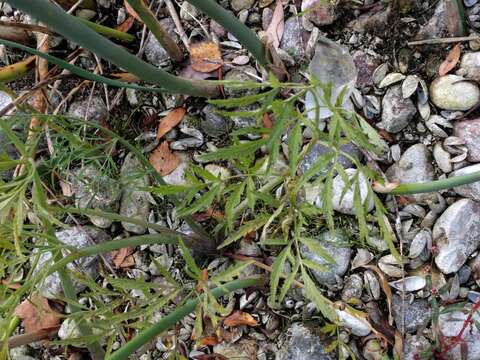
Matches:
[430,75,480,111]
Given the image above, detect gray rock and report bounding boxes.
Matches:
[213,339,258,359]
[403,334,431,360]
[332,168,374,215]
[231,0,255,11]
[386,144,436,203]
[438,307,480,359]
[434,199,480,274]
[392,295,431,334]
[341,274,363,303]
[231,103,259,129]
[454,118,480,162]
[201,104,232,137]
[379,85,416,133]
[33,226,111,299]
[144,18,179,66]
[280,17,308,62]
[353,50,379,89]
[299,141,363,176]
[451,164,480,200]
[460,51,480,81]
[301,231,351,287]
[179,2,199,21]
[224,66,259,97]
[301,0,338,26]
[414,0,465,41]
[120,153,150,234]
[70,165,122,228]
[68,97,108,124]
[9,347,36,360]
[430,75,480,111]
[278,324,336,360]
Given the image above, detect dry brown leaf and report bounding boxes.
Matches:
[439,43,461,76]
[198,336,219,346]
[362,265,393,325]
[111,72,141,83]
[124,0,143,22]
[190,42,223,73]
[149,141,180,176]
[224,310,258,327]
[112,246,135,268]
[116,16,135,33]
[14,294,61,334]
[265,0,285,49]
[156,107,187,140]
[262,113,273,129]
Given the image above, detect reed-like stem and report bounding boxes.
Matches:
[75,16,136,43]
[0,56,35,82]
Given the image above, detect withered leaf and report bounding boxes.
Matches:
[14,294,61,334]
[190,42,223,73]
[223,310,258,327]
[439,43,461,77]
[157,107,186,140]
[112,246,135,268]
[149,141,180,176]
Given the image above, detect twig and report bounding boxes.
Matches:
[7,326,60,348]
[165,0,190,50]
[408,36,480,46]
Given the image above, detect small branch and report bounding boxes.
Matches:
[164,0,190,50]
[75,16,136,43]
[7,326,59,349]
[126,0,183,62]
[408,36,480,46]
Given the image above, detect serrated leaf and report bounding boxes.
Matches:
[176,185,219,217]
[218,214,269,248]
[373,196,401,261]
[270,245,290,303]
[301,267,335,321]
[298,237,335,264]
[225,183,245,230]
[208,89,277,109]
[150,256,180,286]
[357,115,386,154]
[246,177,256,210]
[288,121,302,176]
[197,139,267,162]
[210,261,254,283]
[150,184,193,195]
[279,258,299,301]
[191,165,219,182]
[178,238,201,278]
[302,258,330,272]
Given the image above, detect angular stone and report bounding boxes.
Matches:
[278,324,335,360]
[450,164,480,201]
[392,295,431,334]
[434,199,480,274]
[386,144,436,203]
[460,51,480,81]
[120,153,150,234]
[280,17,308,62]
[353,50,379,89]
[379,85,417,133]
[454,118,480,162]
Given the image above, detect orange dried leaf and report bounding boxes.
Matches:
[112,246,135,268]
[116,16,135,33]
[156,107,186,139]
[224,310,258,327]
[14,294,61,334]
[265,0,284,49]
[262,113,273,129]
[439,43,461,76]
[190,42,223,73]
[149,141,180,176]
[124,0,143,23]
[198,336,219,346]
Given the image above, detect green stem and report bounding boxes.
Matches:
[185,0,268,68]
[46,234,177,278]
[108,277,262,360]
[390,170,480,195]
[0,55,35,82]
[75,16,135,43]
[125,0,183,62]
[6,0,217,96]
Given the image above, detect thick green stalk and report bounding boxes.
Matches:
[185,0,268,68]
[75,16,135,43]
[46,234,177,277]
[6,0,217,96]
[108,277,262,360]
[390,170,480,195]
[125,0,183,62]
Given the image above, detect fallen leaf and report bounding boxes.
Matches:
[190,42,223,73]
[198,336,219,346]
[124,0,143,23]
[192,208,224,222]
[179,64,218,80]
[224,310,258,327]
[377,129,394,143]
[149,141,180,176]
[265,0,285,49]
[1,278,21,289]
[262,113,273,129]
[14,294,61,334]
[110,72,141,83]
[156,107,186,140]
[112,246,135,268]
[439,43,461,77]
[116,16,135,33]
[59,179,73,197]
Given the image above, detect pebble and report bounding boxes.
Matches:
[392,295,431,334]
[70,165,122,228]
[144,18,179,66]
[277,324,335,360]
[231,0,254,11]
[201,104,232,137]
[450,164,480,200]
[301,0,337,26]
[403,334,431,360]
[386,144,436,203]
[34,226,110,299]
[430,75,480,111]
[379,85,417,133]
[459,51,480,81]
[68,97,108,124]
[224,66,259,97]
[179,2,199,21]
[434,198,480,274]
[280,17,307,62]
[213,339,258,359]
[120,153,150,234]
[352,50,379,89]
[341,274,363,303]
[454,118,480,162]
[438,307,480,359]
[300,231,351,287]
[331,169,374,215]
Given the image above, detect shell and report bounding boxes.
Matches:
[389,276,427,292]
[379,254,404,278]
[417,79,429,104]
[378,73,406,88]
[402,75,419,98]
[409,229,431,258]
[372,63,389,85]
[364,270,381,300]
[351,249,374,270]
[418,101,431,120]
[433,143,453,173]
